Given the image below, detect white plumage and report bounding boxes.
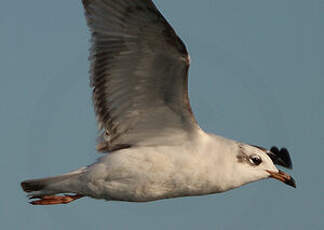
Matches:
[21,0,295,205]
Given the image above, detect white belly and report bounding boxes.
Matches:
[85,145,221,202]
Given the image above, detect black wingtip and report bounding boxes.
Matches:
[269,146,293,169]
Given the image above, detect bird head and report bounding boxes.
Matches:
[234,144,296,188]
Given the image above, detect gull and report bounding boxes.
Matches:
[21,0,295,205]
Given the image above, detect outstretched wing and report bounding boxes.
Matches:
[82,0,199,152]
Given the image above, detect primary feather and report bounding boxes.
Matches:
[84,0,197,152]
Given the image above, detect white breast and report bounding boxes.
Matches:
[84,131,238,202]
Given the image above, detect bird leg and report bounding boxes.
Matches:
[29,194,84,205]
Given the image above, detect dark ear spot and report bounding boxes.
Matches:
[267,146,293,169]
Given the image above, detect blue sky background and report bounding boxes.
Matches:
[1,0,323,229]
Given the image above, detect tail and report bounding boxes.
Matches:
[21,168,86,205]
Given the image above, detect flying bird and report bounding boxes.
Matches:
[21,0,295,205]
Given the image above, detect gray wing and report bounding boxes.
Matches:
[82,0,198,152]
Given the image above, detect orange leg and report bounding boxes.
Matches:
[29,194,84,205]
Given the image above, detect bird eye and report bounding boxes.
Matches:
[249,155,262,165]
